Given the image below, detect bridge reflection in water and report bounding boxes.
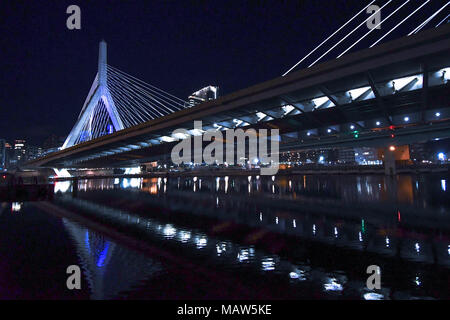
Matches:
[51,173,450,299]
[62,219,162,300]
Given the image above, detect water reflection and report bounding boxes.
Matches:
[63,219,162,300]
[49,173,450,299]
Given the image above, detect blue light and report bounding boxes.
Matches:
[97,242,110,267]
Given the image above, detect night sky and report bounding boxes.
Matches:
[0,0,448,145]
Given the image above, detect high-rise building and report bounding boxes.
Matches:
[11,139,27,166]
[187,85,219,106]
[0,139,6,171]
[27,145,43,161]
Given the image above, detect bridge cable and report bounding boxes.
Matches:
[336,0,411,59]
[408,1,450,35]
[370,0,431,48]
[308,0,393,68]
[281,0,376,76]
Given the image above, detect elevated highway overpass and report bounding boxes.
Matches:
[29,24,450,169]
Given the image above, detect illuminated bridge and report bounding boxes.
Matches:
[29,14,450,169]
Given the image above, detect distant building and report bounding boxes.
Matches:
[42,134,65,156]
[337,147,355,164]
[354,147,380,165]
[10,139,27,166]
[27,145,43,161]
[0,139,6,171]
[409,142,431,162]
[187,85,219,106]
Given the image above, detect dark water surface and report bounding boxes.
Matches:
[1,174,449,299]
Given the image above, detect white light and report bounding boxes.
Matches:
[438,153,445,161]
[189,128,204,136]
[415,243,420,253]
[436,112,441,117]
[196,237,207,249]
[160,136,175,142]
[392,75,423,92]
[216,242,227,256]
[376,121,381,126]
[327,129,332,133]
[179,231,191,243]
[347,86,372,101]
[350,125,355,130]
[324,278,343,291]
[282,105,295,115]
[163,225,176,238]
[256,112,267,121]
[404,116,410,122]
[364,292,384,300]
[129,178,140,188]
[307,132,311,136]
[173,132,189,140]
[441,179,446,191]
[11,202,22,212]
[415,276,421,286]
[261,257,276,271]
[312,96,334,109]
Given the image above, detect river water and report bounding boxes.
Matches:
[1,173,449,299]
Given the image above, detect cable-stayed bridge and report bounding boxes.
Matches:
[62,40,188,148]
[29,1,450,169]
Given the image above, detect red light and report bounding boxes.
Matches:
[391,134,395,138]
[397,210,401,222]
[389,125,395,130]
[2,175,5,179]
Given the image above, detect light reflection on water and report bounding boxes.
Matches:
[51,173,450,299]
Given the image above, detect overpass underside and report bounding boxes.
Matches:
[29,25,450,169]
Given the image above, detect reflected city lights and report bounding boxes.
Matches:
[11,202,22,212]
[163,224,176,239]
[178,230,191,243]
[415,276,421,286]
[363,292,384,300]
[324,278,343,291]
[216,242,227,256]
[195,236,207,249]
[441,179,446,192]
[261,257,276,271]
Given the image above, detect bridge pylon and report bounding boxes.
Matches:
[62,40,125,149]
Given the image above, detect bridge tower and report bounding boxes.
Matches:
[62,40,125,149]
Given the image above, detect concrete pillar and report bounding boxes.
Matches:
[72,177,78,198]
[384,148,396,176]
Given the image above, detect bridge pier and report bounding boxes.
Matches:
[384,149,396,176]
[72,177,78,198]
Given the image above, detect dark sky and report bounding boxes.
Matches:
[0,0,447,145]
